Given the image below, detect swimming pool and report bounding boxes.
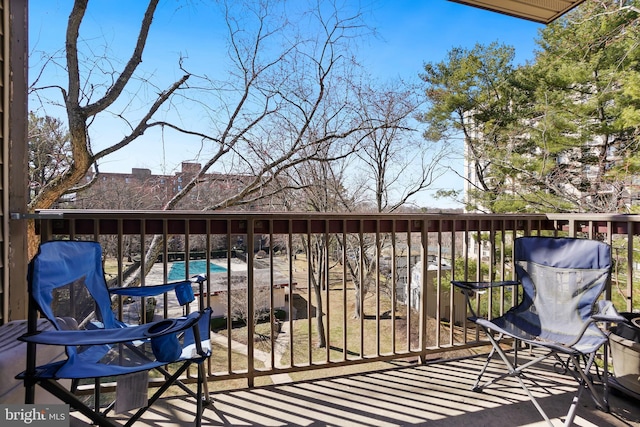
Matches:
[168,260,227,281]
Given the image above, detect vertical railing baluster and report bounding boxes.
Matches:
[306,220,312,364]
[139,218,146,326]
[162,219,169,319]
[462,218,471,344]
[342,220,348,362]
[474,227,482,330]
[269,221,276,370]
[205,219,211,313]
[631,221,635,311]
[288,221,295,367]
[184,219,191,288]
[69,217,76,240]
[391,220,397,355]
[324,220,331,362]
[499,220,506,316]
[419,218,428,359]
[435,219,442,348]
[116,219,124,321]
[627,219,634,312]
[487,221,495,321]
[205,218,212,377]
[405,223,411,353]
[247,218,255,388]
[375,219,381,357]
[226,218,233,375]
[604,220,613,302]
[448,218,456,345]
[359,222,365,357]
[511,222,516,296]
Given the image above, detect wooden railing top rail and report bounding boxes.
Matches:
[33,209,640,236]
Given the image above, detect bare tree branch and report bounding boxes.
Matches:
[83,0,159,117]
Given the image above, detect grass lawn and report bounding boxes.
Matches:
[210,254,472,389]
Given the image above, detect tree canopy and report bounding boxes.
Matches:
[27,0,432,259]
[421,0,640,213]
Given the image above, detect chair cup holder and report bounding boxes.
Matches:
[175,282,195,305]
[146,319,181,362]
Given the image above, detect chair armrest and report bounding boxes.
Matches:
[109,274,206,298]
[109,274,207,306]
[18,313,200,346]
[451,280,519,319]
[109,281,186,298]
[591,300,626,323]
[560,301,624,349]
[451,280,520,292]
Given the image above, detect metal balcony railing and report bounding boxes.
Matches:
[34,210,639,388]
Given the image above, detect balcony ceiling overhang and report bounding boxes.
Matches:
[448,0,586,24]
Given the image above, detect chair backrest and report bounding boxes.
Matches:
[513,236,611,343]
[29,240,119,332]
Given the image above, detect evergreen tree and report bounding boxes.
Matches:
[519,0,640,212]
[420,42,524,212]
[421,0,640,213]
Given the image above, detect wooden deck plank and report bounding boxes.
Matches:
[70,354,640,426]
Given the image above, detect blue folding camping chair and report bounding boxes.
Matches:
[17,240,212,427]
[452,236,623,427]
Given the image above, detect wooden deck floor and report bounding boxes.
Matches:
[70,354,640,427]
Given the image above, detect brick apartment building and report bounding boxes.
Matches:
[71,162,250,211]
[64,162,276,255]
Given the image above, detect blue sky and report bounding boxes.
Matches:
[367,1,542,80]
[28,1,543,208]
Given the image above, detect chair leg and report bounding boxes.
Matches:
[199,362,211,405]
[479,331,555,426]
[474,334,552,392]
[603,343,610,411]
[196,363,204,427]
[124,362,192,427]
[559,352,608,409]
[24,341,37,404]
[472,333,503,391]
[38,379,118,427]
[478,332,610,427]
[94,378,101,413]
[563,353,594,427]
[197,362,213,422]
